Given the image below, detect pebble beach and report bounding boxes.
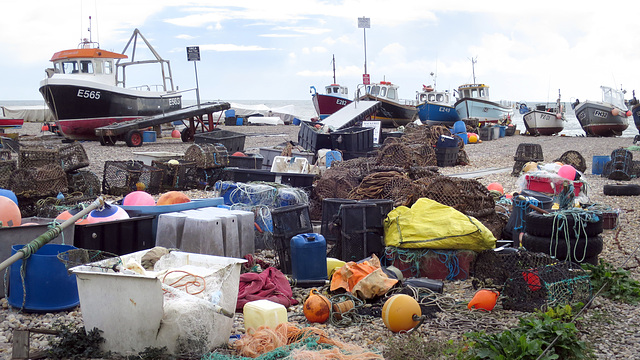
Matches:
[1,121,640,359]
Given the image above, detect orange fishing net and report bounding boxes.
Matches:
[234,322,383,359]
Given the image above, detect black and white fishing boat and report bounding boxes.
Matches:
[39,27,182,141]
[520,89,566,136]
[572,86,630,137]
[356,80,417,127]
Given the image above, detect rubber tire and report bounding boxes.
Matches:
[521,233,603,262]
[525,211,603,237]
[181,128,194,142]
[603,184,640,196]
[125,130,143,147]
[99,136,116,146]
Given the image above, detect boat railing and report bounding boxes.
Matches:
[129,84,168,92]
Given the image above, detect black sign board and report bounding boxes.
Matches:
[187,46,200,61]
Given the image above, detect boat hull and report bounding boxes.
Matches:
[359,95,417,127]
[416,102,460,126]
[312,93,352,119]
[522,110,564,135]
[454,98,512,125]
[574,101,629,137]
[55,116,141,141]
[0,118,24,128]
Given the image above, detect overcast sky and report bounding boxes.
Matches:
[0,0,637,103]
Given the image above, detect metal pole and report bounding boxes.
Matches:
[363,27,367,75]
[194,61,201,108]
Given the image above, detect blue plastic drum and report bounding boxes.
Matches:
[8,244,79,312]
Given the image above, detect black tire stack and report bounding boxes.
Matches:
[521,211,604,265]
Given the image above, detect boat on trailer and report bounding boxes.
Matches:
[39,27,182,141]
[572,86,630,137]
[310,55,352,120]
[520,90,566,136]
[416,84,459,126]
[356,80,417,127]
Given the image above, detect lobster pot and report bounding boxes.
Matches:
[184,143,229,169]
[58,142,90,172]
[151,159,198,191]
[9,164,68,198]
[18,146,58,169]
[0,159,16,189]
[102,160,163,196]
[67,170,102,198]
[186,168,225,190]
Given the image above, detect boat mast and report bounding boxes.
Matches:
[470,56,477,84]
[332,54,336,84]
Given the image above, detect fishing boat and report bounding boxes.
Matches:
[39,27,182,141]
[356,80,417,127]
[415,84,459,126]
[453,59,512,125]
[520,90,566,136]
[310,55,352,120]
[571,86,630,137]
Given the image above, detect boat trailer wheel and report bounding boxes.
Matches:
[125,130,144,147]
[181,127,194,142]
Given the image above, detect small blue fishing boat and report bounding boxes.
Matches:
[415,84,460,126]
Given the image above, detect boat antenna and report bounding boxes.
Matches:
[469,56,477,84]
[430,71,436,89]
[88,16,92,43]
[332,54,336,84]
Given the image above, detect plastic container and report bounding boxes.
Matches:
[235,117,244,126]
[453,120,466,134]
[8,244,78,312]
[435,147,458,167]
[290,233,327,281]
[270,156,310,173]
[478,127,491,141]
[133,151,184,166]
[455,132,468,144]
[325,150,342,168]
[243,299,288,331]
[72,250,245,356]
[142,131,156,143]
[228,153,264,169]
[74,215,155,255]
[490,126,500,140]
[329,126,374,152]
[259,147,315,170]
[298,121,332,152]
[592,155,611,175]
[436,135,458,148]
[193,129,246,153]
[524,174,583,196]
[498,125,506,138]
[321,198,358,245]
[271,204,313,274]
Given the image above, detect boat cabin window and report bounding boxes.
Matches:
[436,94,444,102]
[387,87,397,100]
[103,60,113,75]
[369,85,380,96]
[61,61,79,74]
[80,60,94,74]
[380,87,387,97]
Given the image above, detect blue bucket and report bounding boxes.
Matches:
[292,118,301,126]
[8,244,79,312]
[592,155,611,175]
[453,120,466,134]
[499,126,506,138]
[236,117,244,126]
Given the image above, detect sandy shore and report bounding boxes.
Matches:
[2,122,640,358]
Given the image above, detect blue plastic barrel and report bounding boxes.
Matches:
[292,118,301,126]
[592,155,611,175]
[236,117,244,126]
[290,233,327,281]
[142,131,156,143]
[499,126,506,138]
[8,244,79,312]
[225,109,236,118]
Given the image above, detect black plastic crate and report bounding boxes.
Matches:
[193,129,246,153]
[222,168,276,183]
[330,126,374,152]
[271,204,313,274]
[73,215,156,255]
[435,147,458,167]
[275,173,316,189]
[298,121,332,152]
[228,153,264,169]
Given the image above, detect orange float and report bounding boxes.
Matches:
[381,294,421,332]
[468,289,500,311]
[157,191,191,206]
[303,289,331,324]
[487,182,504,195]
[0,196,21,227]
[171,129,181,138]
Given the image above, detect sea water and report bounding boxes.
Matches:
[2,99,638,138]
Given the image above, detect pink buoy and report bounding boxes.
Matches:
[171,129,181,138]
[85,204,130,224]
[0,195,21,227]
[123,191,156,206]
[487,182,504,194]
[557,164,577,181]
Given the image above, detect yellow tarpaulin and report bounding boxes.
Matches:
[384,198,496,252]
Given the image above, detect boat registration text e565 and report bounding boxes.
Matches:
[77,89,101,100]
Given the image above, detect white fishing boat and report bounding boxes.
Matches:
[520,90,566,136]
[572,86,630,137]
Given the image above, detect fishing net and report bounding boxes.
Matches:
[102,160,164,196]
[152,159,198,191]
[554,150,586,174]
[0,149,10,160]
[375,142,415,168]
[57,248,121,272]
[472,250,557,290]
[512,143,544,176]
[409,143,438,167]
[9,163,68,198]
[421,176,496,218]
[18,145,59,169]
[603,148,633,180]
[0,159,16,188]
[384,247,476,281]
[184,143,229,169]
[66,170,101,199]
[202,322,383,360]
[501,259,591,312]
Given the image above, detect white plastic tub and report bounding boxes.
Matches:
[71,250,246,357]
[133,151,184,165]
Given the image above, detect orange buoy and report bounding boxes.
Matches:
[157,191,191,206]
[487,182,504,195]
[232,151,247,157]
[468,289,500,311]
[303,289,331,324]
[381,294,421,332]
[171,129,181,138]
[0,196,21,227]
[611,108,620,116]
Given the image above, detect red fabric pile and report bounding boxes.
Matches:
[236,267,298,311]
